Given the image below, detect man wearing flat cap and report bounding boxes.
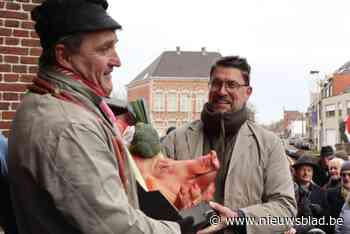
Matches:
[289,156,328,234]
[313,146,335,187]
[8,1,185,233]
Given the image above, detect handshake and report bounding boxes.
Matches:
[175,202,242,234]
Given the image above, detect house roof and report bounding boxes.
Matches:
[336,61,350,74]
[128,49,221,85]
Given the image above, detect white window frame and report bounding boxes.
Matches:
[167,92,178,112]
[153,91,164,112]
[347,101,350,108]
[195,93,206,112]
[180,93,190,112]
[325,104,336,112]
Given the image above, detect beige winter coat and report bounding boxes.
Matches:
[8,91,180,234]
[162,120,297,234]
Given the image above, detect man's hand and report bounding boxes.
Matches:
[197,201,238,234]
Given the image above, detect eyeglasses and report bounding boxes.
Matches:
[341,173,350,178]
[209,79,248,92]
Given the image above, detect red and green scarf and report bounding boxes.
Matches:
[28,66,129,191]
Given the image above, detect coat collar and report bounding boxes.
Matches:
[226,122,253,176]
[185,120,253,161]
[185,120,204,158]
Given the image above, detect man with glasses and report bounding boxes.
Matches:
[162,56,296,234]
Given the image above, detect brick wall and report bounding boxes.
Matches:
[128,78,208,135]
[283,110,303,131]
[127,81,151,108]
[333,73,350,96]
[0,0,43,136]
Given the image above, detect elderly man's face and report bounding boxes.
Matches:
[329,164,341,179]
[295,165,313,185]
[69,30,120,96]
[208,66,252,113]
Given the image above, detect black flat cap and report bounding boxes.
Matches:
[31,0,122,49]
[320,146,334,158]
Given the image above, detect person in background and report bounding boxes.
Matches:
[323,158,344,190]
[0,132,7,178]
[314,146,335,187]
[290,156,328,234]
[0,133,17,234]
[334,193,350,234]
[327,161,350,234]
[160,126,176,143]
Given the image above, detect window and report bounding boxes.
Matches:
[167,93,177,112]
[326,111,335,118]
[180,94,190,112]
[168,121,177,128]
[154,121,166,128]
[195,93,206,112]
[338,102,343,117]
[338,102,343,109]
[153,92,164,111]
[325,104,335,118]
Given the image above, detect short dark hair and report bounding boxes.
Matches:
[39,32,86,67]
[166,126,176,135]
[210,56,251,85]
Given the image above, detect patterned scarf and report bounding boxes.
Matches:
[28,66,128,190]
[201,103,248,202]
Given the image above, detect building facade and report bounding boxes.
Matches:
[283,110,304,137]
[127,47,221,136]
[306,61,350,150]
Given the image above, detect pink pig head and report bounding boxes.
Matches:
[133,150,220,210]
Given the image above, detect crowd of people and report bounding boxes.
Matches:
[285,146,350,234]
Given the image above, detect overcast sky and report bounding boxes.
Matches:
[108,0,350,124]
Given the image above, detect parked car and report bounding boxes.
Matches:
[295,137,311,150]
[288,137,298,145]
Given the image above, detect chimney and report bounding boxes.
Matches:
[201,47,206,55]
[176,46,181,54]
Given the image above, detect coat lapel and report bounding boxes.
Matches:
[185,121,204,159]
[226,122,253,180]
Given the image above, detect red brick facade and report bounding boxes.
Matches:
[283,110,303,133]
[332,73,350,96]
[0,0,43,136]
[128,80,151,106]
[128,79,209,136]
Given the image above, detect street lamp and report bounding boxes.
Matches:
[309,70,320,150]
[310,70,320,75]
[309,70,327,150]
